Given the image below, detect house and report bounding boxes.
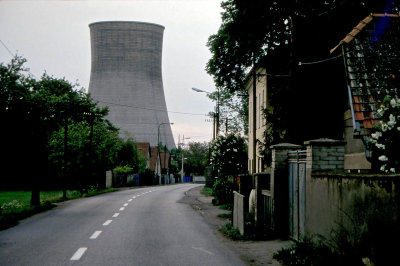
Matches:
[330,13,400,170]
[135,142,151,169]
[149,146,160,176]
[245,67,268,174]
[159,151,172,184]
[241,13,400,240]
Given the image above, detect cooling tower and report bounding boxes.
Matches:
[88,21,175,149]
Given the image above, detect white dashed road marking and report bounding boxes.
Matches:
[113,213,119,217]
[119,207,125,211]
[103,220,112,226]
[90,231,102,239]
[71,247,87,261]
[128,199,132,202]
[123,203,128,206]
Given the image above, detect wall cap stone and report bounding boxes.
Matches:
[304,138,346,146]
[312,170,400,179]
[271,143,302,150]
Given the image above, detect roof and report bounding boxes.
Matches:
[330,13,400,54]
[159,152,170,169]
[149,147,159,171]
[331,13,400,133]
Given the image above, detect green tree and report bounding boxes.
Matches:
[209,134,247,177]
[0,56,34,190]
[182,142,210,176]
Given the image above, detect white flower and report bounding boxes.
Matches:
[375,143,385,150]
[390,168,396,173]
[381,122,388,132]
[371,132,382,140]
[390,98,397,108]
[378,155,388,162]
[377,107,385,116]
[398,127,400,131]
[380,165,386,171]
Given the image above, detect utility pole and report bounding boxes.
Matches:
[252,56,257,174]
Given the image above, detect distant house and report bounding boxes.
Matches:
[331,13,400,169]
[159,151,171,173]
[149,146,160,174]
[135,142,151,169]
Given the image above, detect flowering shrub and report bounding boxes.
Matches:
[209,133,247,177]
[370,97,400,173]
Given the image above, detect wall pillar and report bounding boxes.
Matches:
[270,143,302,235]
[304,138,345,236]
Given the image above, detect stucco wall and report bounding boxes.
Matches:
[306,172,399,240]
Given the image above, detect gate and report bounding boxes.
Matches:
[288,150,307,240]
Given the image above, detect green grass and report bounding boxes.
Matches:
[0,188,117,231]
[201,186,213,196]
[218,212,232,219]
[219,222,247,240]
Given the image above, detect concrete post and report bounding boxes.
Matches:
[270,143,302,234]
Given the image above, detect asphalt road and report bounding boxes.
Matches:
[0,184,244,266]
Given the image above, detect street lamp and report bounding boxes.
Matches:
[192,87,220,139]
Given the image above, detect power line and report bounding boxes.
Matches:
[298,54,342,65]
[0,39,14,57]
[97,100,208,116]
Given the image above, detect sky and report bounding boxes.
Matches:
[0,0,222,145]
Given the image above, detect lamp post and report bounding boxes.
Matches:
[192,87,220,139]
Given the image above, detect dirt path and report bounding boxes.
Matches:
[179,185,292,266]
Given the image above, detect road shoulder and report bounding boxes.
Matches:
[179,185,292,266]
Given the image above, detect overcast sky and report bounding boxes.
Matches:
[0,0,222,145]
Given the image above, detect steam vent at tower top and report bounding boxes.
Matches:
[88,21,175,150]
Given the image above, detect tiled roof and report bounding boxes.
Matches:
[149,147,158,171]
[159,152,170,169]
[331,13,400,132]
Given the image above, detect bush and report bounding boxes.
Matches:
[219,222,247,240]
[212,177,235,205]
[139,168,155,186]
[370,97,400,173]
[273,238,343,266]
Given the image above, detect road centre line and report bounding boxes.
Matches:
[119,207,125,211]
[113,213,120,217]
[123,203,128,206]
[103,220,112,226]
[90,231,102,239]
[128,199,132,202]
[70,247,87,261]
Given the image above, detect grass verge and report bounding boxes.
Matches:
[0,188,117,231]
[201,186,213,196]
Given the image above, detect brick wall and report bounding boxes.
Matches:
[305,139,345,171]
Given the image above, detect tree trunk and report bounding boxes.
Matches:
[30,189,40,206]
[63,123,68,200]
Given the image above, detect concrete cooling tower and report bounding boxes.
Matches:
[88,21,175,149]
